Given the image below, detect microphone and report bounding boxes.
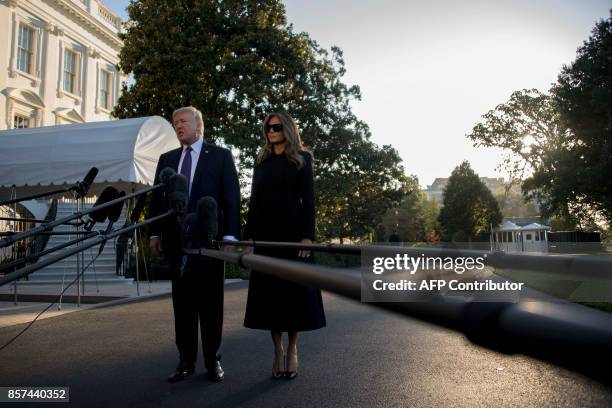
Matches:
[167,174,188,213]
[197,196,218,248]
[84,186,120,231]
[115,192,149,273]
[159,167,176,185]
[72,167,99,199]
[107,191,125,226]
[97,191,125,255]
[129,193,148,224]
[115,193,147,274]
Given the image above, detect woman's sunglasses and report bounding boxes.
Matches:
[265,123,283,133]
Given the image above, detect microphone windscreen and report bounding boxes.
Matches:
[197,196,218,238]
[83,167,99,187]
[160,167,176,185]
[90,186,120,223]
[129,193,147,224]
[74,167,99,198]
[168,174,188,213]
[108,191,125,223]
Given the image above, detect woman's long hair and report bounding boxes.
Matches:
[256,112,311,169]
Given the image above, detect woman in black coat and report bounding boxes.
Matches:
[243,112,326,380]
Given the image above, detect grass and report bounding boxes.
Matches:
[493,267,612,314]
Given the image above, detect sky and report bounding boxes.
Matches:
[102,0,611,187]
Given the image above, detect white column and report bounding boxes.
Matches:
[83,47,99,120]
[8,9,18,78]
[56,29,65,98]
[94,60,100,114]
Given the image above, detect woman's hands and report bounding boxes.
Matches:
[298,238,312,258]
[243,240,254,255]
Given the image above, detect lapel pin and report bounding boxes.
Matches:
[205,150,209,154]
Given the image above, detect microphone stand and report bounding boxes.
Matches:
[0,211,175,286]
[0,184,162,249]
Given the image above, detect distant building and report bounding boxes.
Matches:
[423,177,506,203]
[0,0,124,129]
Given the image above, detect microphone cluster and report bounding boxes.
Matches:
[0,167,189,283]
[181,196,219,251]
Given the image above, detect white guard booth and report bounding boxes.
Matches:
[0,116,178,202]
[492,221,551,253]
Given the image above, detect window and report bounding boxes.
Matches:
[526,233,532,241]
[17,24,34,74]
[13,114,30,129]
[63,50,78,94]
[100,70,111,110]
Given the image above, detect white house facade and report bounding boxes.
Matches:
[0,0,124,129]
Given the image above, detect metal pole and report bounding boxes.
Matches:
[76,196,81,307]
[0,211,172,285]
[0,184,162,248]
[11,186,18,305]
[190,247,612,383]
[134,228,140,296]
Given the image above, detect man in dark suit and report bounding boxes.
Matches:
[149,106,240,383]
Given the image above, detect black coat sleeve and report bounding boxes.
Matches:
[298,152,315,241]
[221,148,241,238]
[243,168,258,240]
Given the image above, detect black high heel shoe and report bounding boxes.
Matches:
[285,350,298,380]
[272,352,285,379]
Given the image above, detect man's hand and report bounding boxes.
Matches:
[298,238,312,258]
[149,237,162,257]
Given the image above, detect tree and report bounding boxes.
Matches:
[549,12,612,225]
[467,13,612,228]
[115,0,361,164]
[115,0,407,241]
[492,185,538,218]
[315,127,409,242]
[438,161,502,241]
[380,176,440,242]
[466,89,570,183]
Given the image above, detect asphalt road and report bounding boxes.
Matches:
[1,281,611,407]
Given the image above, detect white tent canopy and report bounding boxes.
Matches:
[0,116,178,199]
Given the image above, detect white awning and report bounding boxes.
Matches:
[498,221,521,231]
[0,116,178,199]
[521,223,551,231]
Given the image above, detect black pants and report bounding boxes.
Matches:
[171,255,224,369]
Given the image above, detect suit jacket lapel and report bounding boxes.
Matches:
[169,147,182,172]
[191,141,211,189]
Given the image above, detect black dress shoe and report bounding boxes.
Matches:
[285,350,298,380]
[207,361,224,382]
[168,363,195,383]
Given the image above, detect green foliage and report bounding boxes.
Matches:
[468,13,612,229]
[467,88,567,182]
[549,13,612,225]
[438,161,502,241]
[115,0,406,242]
[492,185,538,218]
[315,126,410,241]
[380,175,440,242]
